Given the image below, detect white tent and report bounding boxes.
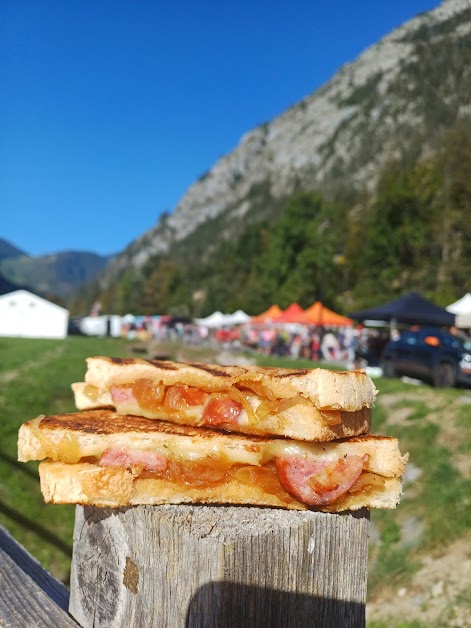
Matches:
[0,290,69,339]
[195,310,251,328]
[194,311,227,328]
[79,315,123,337]
[224,309,251,326]
[447,293,471,328]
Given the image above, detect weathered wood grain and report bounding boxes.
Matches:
[70,505,369,628]
[0,525,78,627]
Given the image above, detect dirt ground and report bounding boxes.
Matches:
[367,531,471,626]
[367,387,471,627]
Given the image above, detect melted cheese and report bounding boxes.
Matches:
[28,417,81,463]
[24,418,376,470]
[79,383,322,428]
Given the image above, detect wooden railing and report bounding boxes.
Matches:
[0,524,77,627]
[1,505,369,627]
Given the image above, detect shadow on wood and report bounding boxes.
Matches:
[186,581,365,628]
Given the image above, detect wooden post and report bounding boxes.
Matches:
[70,505,369,628]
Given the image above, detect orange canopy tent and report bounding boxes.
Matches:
[250,304,283,323]
[273,302,306,323]
[300,301,353,326]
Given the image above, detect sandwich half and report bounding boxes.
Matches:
[72,357,377,442]
[18,409,407,512]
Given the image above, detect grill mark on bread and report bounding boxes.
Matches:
[108,356,234,377]
[182,362,234,377]
[273,370,310,378]
[36,410,271,441]
[109,357,179,370]
[109,357,141,366]
[146,359,180,370]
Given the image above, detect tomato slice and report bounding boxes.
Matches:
[164,385,207,410]
[202,393,243,426]
[179,386,207,406]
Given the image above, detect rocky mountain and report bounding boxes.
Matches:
[99,0,471,288]
[0,244,113,299]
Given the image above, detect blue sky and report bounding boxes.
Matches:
[1,0,441,257]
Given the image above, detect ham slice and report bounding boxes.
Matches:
[275,455,367,506]
[99,447,168,473]
[110,386,136,403]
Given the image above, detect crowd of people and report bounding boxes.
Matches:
[235,324,390,368]
[128,315,390,369]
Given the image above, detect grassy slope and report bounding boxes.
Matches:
[0,336,129,582]
[1,338,470,622]
[369,377,471,573]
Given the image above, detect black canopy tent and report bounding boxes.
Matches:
[349,291,456,327]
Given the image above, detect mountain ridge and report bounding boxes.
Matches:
[99,0,471,288]
[0,248,113,300]
[0,238,29,262]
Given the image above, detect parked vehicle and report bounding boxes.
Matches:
[381,327,471,388]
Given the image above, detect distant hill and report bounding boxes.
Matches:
[0,272,24,296]
[0,238,29,262]
[0,244,113,299]
[0,239,32,295]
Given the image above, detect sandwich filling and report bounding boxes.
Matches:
[82,379,346,428]
[96,446,379,507]
[23,413,394,508]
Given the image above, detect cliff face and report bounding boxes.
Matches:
[102,0,471,283]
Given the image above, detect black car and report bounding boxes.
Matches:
[381,328,471,388]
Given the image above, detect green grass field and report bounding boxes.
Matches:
[0,336,130,582]
[1,336,470,621]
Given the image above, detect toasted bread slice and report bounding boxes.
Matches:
[72,357,377,441]
[19,409,407,512]
[38,460,405,512]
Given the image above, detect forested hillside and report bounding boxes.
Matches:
[72,120,471,317]
[69,1,471,317]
